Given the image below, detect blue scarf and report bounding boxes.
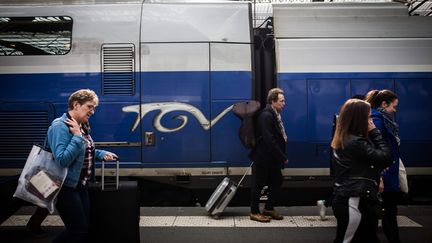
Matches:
[377,107,400,145]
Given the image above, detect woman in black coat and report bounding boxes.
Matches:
[331,99,393,243]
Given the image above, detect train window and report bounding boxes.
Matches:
[0,16,72,56]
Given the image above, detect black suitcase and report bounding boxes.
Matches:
[88,159,140,243]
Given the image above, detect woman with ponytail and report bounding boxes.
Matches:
[365,89,401,243]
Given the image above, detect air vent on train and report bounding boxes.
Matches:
[0,110,50,165]
[102,43,135,95]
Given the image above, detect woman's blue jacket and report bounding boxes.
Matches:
[47,113,107,188]
[371,109,400,192]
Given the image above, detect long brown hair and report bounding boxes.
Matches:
[331,99,371,149]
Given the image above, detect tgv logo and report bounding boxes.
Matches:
[122,102,233,133]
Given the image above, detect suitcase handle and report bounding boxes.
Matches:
[101,157,119,191]
[238,161,253,186]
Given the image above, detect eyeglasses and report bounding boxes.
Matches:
[85,104,96,112]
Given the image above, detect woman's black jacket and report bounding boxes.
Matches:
[332,128,393,200]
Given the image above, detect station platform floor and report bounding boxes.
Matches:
[1,205,432,243]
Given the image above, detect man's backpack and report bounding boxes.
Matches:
[232,101,261,149]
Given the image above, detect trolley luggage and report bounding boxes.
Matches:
[88,159,139,243]
[205,163,252,217]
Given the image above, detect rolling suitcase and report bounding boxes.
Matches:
[205,163,252,217]
[88,159,140,243]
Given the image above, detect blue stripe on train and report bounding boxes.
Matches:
[1,71,430,169]
[278,72,432,168]
[0,71,252,168]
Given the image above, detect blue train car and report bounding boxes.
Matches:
[1,1,431,205]
[274,3,432,178]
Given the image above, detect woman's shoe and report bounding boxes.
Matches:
[26,225,47,237]
[317,200,326,220]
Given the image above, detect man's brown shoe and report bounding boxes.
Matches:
[262,209,284,220]
[250,213,271,223]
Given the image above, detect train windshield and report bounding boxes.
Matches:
[0,16,72,56]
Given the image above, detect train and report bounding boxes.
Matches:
[1,0,431,206]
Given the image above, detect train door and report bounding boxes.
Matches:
[139,43,211,165]
[138,2,252,168]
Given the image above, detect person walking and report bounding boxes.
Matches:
[331,99,392,243]
[249,88,288,223]
[47,89,117,243]
[317,95,365,220]
[366,89,402,243]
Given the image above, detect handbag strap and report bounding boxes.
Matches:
[42,136,51,152]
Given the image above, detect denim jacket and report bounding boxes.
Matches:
[47,113,107,188]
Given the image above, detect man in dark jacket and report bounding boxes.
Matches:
[249,88,288,223]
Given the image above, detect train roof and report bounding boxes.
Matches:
[273,2,432,38]
[0,0,140,5]
[273,2,409,16]
[0,0,237,5]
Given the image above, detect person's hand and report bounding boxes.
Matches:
[284,159,289,164]
[103,152,118,161]
[64,118,81,136]
[368,118,376,132]
[379,177,384,193]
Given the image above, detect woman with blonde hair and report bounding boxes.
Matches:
[48,89,117,243]
[331,99,392,243]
